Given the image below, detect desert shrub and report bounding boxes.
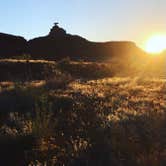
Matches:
[13,53,32,60]
[0,77,166,165]
[57,61,114,79]
[0,60,59,81]
[57,57,71,67]
[31,95,56,139]
[45,70,73,89]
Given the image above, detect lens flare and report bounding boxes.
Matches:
[145,35,166,54]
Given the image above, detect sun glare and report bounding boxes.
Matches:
[145,34,166,54]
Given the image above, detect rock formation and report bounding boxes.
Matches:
[0,23,147,61]
[0,33,27,58]
[48,22,66,37]
[28,23,146,61]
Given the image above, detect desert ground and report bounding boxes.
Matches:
[0,58,165,166]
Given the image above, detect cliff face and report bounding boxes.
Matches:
[0,24,146,61]
[0,33,27,58]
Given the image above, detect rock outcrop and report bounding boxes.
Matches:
[28,23,146,61]
[0,33,27,58]
[48,22,67,37]
[0,23,147,61]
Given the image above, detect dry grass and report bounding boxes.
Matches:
[0,77,166,165]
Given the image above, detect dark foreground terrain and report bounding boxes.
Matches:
[0,58,166,166]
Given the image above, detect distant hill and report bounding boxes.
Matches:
[0,23,147,61]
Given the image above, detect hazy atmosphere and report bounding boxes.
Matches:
[0,1,166,165]
[0,0,166,48]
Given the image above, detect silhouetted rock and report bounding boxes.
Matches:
[28,23,146,61]
[0,33,27,58]
[0,24,147,61]
[48,22,66,37]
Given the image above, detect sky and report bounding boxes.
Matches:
[0,0,166,48]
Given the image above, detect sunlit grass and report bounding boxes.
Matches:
[0,76,166,165]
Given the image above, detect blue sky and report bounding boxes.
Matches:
[0,0,165,48]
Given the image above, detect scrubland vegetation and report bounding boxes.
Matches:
[0,58,166,166]
[1,22,166,166]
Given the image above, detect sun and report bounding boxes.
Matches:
[145,34,166,54]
